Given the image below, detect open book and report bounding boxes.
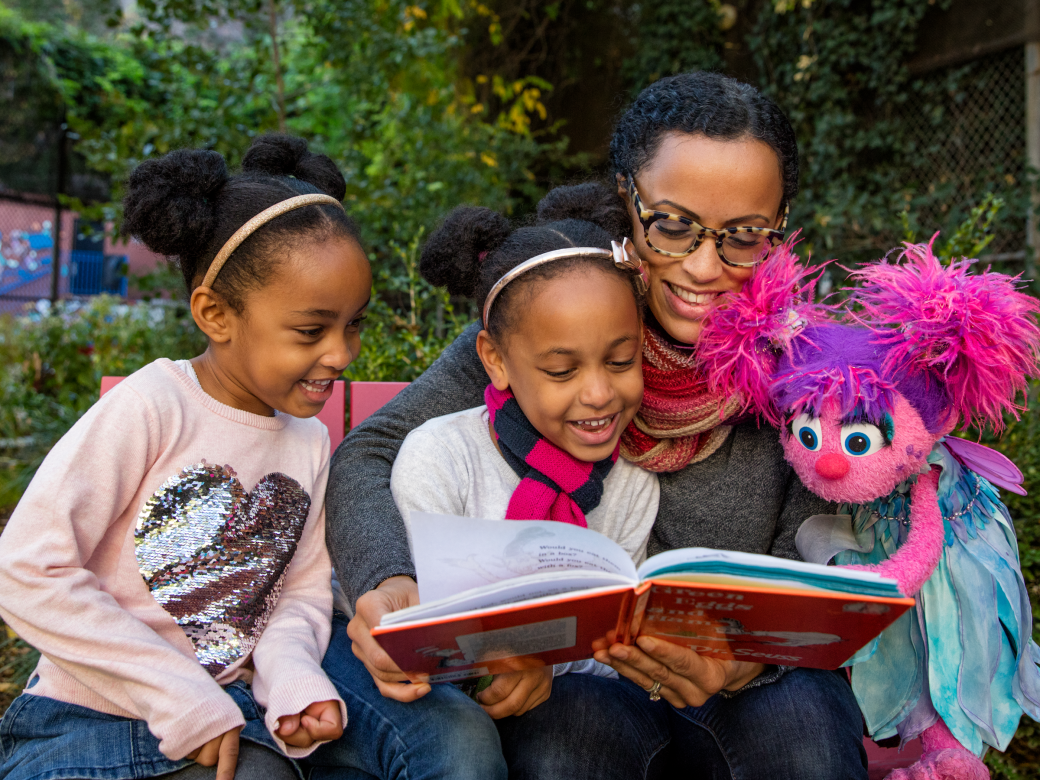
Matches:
[373,513,914,683]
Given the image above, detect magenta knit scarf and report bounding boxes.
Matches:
[485,385,619,527]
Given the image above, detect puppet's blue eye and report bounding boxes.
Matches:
[840,424,886,457]
[791,413,822,451]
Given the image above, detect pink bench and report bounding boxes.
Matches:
[864,736,922,778]
[349,381,410,428]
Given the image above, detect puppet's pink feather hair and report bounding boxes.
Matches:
[851,235,1040,432]
[698,235,830,426]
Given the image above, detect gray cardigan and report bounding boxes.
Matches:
[326,322,834,610]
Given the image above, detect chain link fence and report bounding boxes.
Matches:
[901,46,1031,262]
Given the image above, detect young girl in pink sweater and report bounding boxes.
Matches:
[0,135,371,780]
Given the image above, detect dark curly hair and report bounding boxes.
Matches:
[419,184,644,339]
[122,134,361,312]
[609,71,799,208]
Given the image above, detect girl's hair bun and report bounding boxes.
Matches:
[242,134,347,201]
[536,182,631,241]
[420,206,512,298]
[122,148,229,258]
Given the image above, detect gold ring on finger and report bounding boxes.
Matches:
[648,680,662,701]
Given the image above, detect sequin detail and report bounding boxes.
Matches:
[135,462,310,676]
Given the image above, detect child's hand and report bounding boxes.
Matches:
[477,667,553,719]
[275,700,343,748]
[187,726,242,780]
[348,576,429,703]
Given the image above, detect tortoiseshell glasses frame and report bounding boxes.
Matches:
[627,176,788,268]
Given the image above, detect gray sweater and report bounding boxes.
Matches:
[326,322,834,610]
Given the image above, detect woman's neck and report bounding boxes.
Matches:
[644,309,696,352]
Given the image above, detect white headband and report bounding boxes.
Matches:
[481,237,646,328]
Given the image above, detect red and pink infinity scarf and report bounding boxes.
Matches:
[485,384,618,527]
[619,326,742,473]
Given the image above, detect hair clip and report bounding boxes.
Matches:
[612,237,649,294]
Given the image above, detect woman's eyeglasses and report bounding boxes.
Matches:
[628,176,788,268]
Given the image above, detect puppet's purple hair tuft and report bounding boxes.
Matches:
[772,327,896,423]
[698,235,830,426]
[852,235,1040,432]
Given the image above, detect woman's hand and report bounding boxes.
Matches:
[187,726,243,780]
[347,575,430,702]
[593,633,763,708]
[275,700,343,748]
[477,667,553,719]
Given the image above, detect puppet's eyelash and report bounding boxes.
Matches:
[880,413,894,445]
[838,410,895,446]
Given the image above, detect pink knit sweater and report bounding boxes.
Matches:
[0,359,344,760]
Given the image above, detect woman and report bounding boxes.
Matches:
[311,72,868,780]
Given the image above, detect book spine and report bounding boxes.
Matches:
[621,583,654,645]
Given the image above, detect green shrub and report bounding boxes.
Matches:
[0,296,206,506]
[343,228,473,384]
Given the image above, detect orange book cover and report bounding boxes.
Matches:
[373,586,634,682]
[372,579,912,682]
[373,514,914,682]
[627,579,913,668]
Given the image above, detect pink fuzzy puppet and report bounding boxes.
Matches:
[698,237,1040,780]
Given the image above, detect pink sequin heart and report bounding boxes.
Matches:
[135,461,310,675]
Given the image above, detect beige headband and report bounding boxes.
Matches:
[200,193,345,289]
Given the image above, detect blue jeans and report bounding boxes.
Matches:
[495,668,868,780]
[306,612,507,780]
[0,680,299,780]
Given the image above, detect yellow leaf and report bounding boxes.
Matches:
[480,152,498,167]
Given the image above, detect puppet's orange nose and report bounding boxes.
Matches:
[815,452,850,480]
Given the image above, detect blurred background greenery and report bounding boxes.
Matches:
[0,0,1038,773]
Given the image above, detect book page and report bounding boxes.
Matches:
[408,513,639,604]
[637,547,902,598]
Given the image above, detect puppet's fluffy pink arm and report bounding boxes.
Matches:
[844,468,943,597]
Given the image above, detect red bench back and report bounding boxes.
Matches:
[349,381,410,428]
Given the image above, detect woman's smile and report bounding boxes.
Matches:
[663,283,723,319]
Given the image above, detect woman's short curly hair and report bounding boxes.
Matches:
[610,71,799,207]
